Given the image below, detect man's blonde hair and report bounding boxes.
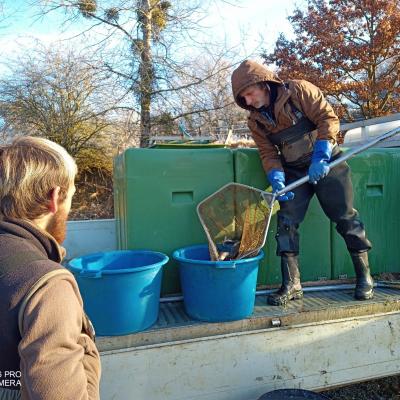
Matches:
[0,136,77,220]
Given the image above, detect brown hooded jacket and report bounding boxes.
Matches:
[231,60,340,173]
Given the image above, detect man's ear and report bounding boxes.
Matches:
[48,186,61,214]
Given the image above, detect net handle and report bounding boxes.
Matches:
[276,126,400,196]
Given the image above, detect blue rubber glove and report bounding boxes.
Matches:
[267,169,295,202]
[308,140,333,184]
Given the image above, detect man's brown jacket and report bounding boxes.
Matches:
[231,60,340,173]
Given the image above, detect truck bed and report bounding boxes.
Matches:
[98,283,400,351]
[98,284,400,400]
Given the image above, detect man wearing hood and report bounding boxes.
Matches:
[231,60,373,305]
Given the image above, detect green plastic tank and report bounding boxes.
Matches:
[151,143,226,149]
[114,148,234,294]
[114,145,400,293]
[331,148,400,279]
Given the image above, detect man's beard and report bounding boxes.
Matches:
[46,208,68,244]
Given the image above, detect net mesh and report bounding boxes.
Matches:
[197,183,275,261]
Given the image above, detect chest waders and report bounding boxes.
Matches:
[261,103,374,305]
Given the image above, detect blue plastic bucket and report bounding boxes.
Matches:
[67,250,169,336]
[173,244,263,322]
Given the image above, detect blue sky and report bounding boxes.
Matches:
[1,1,67,36]
[0,1,303,68]
[205,0,299,55]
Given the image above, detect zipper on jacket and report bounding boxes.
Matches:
[259,108,276,128]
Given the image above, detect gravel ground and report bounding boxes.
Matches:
[322,374,400,399]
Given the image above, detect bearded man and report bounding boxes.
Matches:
[0,136,101,400]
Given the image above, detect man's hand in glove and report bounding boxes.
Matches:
[308,140,333,184]
[267,169,295,202]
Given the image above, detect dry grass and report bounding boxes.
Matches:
[220,138,256,148]
[69,174,114,220]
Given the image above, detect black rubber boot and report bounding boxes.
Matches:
[267,253,303,306]
[351,251,374,300]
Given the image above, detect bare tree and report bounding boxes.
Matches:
[150,56,247,136]
[0,47,115,158]
[0,45,131,219]
[37,0,245,146]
